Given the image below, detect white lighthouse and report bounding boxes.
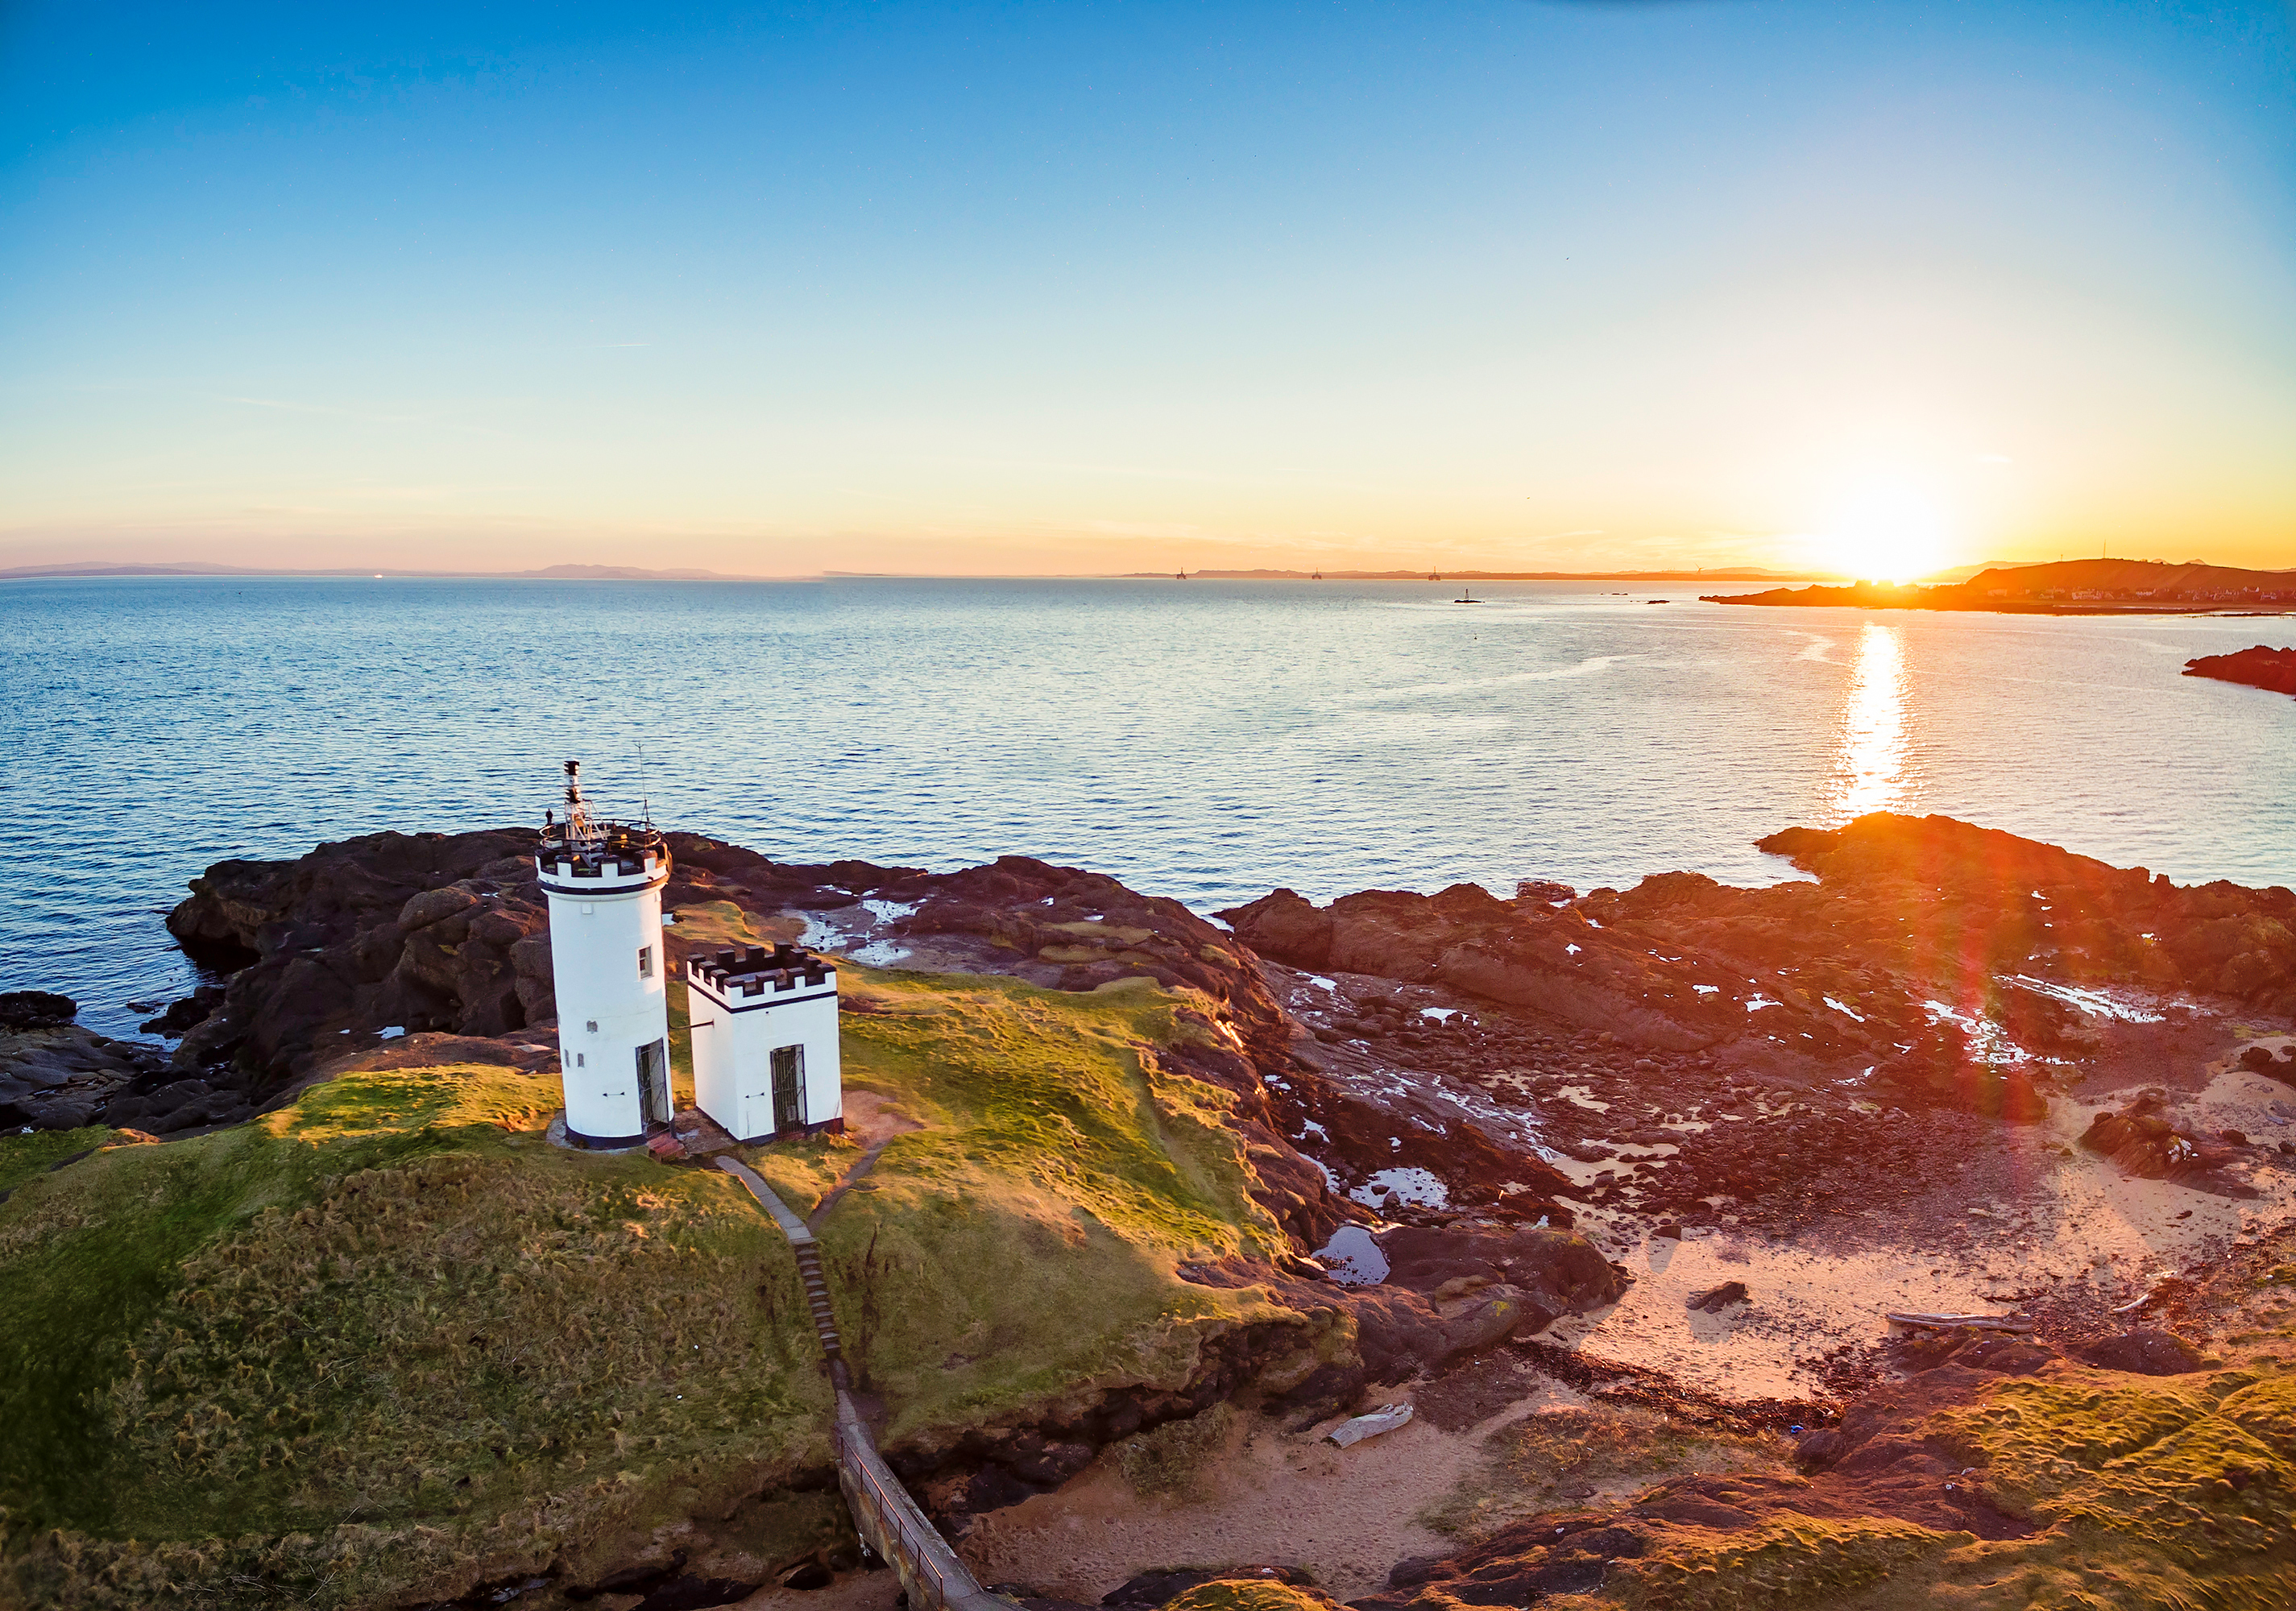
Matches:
[687,943,843,1142]
[537,760,673,1148]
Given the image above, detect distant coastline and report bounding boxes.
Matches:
[1133,566,1806,582]
[0,560,789,582]
[1705,557,2296,615]
[3,560,1814,585]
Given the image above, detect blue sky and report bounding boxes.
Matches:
[3,1,2291,575]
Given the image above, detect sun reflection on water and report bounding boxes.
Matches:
[1835,622,1911,819]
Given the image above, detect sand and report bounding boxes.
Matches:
[958,1383,1587,1604]
[1541,1054,2296,1399]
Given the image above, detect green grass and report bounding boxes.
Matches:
[0,963,1316,1610]
[0,1066,827,1610]
[0,1125,120,1195]
[809,970,1295,1443]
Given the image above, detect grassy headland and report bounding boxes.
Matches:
[0,963,1316,1609]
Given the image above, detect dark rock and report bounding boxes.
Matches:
[2074,1329,2206,1376]
[1514,880,1577,905]
[1795,1427,1848,1465]
[962,1464,1041,1513]
[1007,1439,1095,1488]
[777,1561,833,1592]
[0,1021,172,1131]
[1685,1281,1749,1313]
[1375,1224,1624,1310]
[2240,1046,2281,1071]
[139,984,226,1037]
[565,1550,687,1601]
[633,1578,765,1611]
[0,991,76,1031]
[2184,644,2296,698]
[1634,1493,1759,1530]
[1385,1556,1448,1590]
[2078,1097,2232,1180]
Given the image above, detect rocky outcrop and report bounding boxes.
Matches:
[0,1020,174,1132]
[161,828,551,1086]
[1224,814,2296,1120]
[0,992,77,1033]
[2077,1093,2242,1181]
[2184,644,2296,698]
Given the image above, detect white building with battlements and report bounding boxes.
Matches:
[687,942,843,1142]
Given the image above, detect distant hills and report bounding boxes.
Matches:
[1708,557,2296,614]
[1129,567,1803,581]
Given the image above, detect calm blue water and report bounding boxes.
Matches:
[5,577,2294,1042]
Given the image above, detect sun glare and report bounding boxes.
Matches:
[1834,622,1911,820]
[1822,480,1953,583]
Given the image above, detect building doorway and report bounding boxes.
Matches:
[636,1038,671,1125]
[771,1045,806,1132]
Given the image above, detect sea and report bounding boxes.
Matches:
[5,576,2293,1044]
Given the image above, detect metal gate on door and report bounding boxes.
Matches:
[772,1045,806,1131]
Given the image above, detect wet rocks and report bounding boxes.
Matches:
[0,1020,174,1131]
[1229,815,2296,1127]
[139,983,224,1037]
[0,991,77,1032]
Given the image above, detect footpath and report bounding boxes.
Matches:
[715,1158,1014,1611]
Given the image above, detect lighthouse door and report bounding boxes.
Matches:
[771,1046,806,1132]
[635,1039,671,1125]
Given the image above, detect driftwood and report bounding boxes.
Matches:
[1326,1403,1414,1447]
[1885,1311,2036,1334]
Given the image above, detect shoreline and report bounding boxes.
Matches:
[5,814,2295,1610]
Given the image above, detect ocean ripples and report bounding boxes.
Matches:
[3,577,2293,1040]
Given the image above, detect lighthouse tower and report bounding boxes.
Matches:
[537,760,673,1148]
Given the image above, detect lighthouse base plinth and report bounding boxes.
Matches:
[545,1112,651,1153]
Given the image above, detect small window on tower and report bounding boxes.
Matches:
[638,945,653,978]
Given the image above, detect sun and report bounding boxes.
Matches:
[1820,478,1954,583]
